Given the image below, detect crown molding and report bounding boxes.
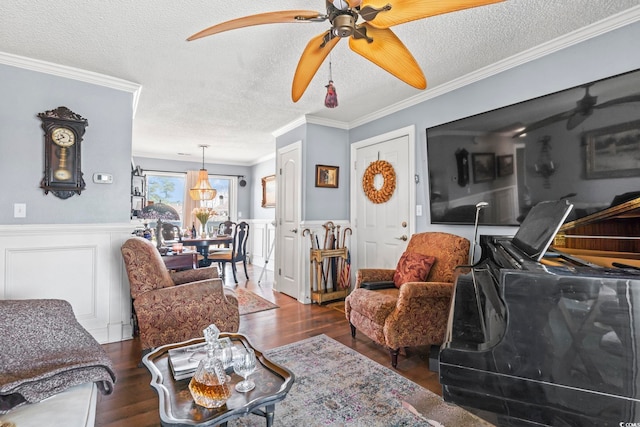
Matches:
[272,113,350,137]
[305,115,349,130]
[252,151,276,166]
[133,150,259,167]
[272,116,307,138]
[0,51,142,118]
[348,5,640,129]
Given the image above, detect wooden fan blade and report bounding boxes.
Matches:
[292,31,341,102]
[361,0,504,28]
[187,10,324,41]
[349,24,426,89]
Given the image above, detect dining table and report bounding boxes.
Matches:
[180,235,233,268]
[161,252,198,271]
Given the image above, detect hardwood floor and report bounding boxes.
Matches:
[96,264,443,427]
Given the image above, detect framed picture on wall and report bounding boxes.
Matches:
[584,120,640,179]
[315,165,339,188]
[497,154,514,177]
[261,175,276,208]
[472,153,495,183]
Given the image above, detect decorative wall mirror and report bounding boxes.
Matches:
[261,175,275,208]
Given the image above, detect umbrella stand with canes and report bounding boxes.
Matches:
[138,202,181,249]
[305,225,350,305]
[338,227,352,290]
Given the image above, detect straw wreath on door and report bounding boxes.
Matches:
[362,160,396,204]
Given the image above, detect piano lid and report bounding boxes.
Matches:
[512,199,573,261]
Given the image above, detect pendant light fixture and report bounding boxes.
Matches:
[189,145,217,201]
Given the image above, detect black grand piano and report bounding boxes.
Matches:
[439,196,640,426]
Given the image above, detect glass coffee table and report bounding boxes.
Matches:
[142,333,294,426]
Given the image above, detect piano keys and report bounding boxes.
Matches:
[439,196,640,426]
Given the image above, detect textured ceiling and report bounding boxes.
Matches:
[1,0,639,165]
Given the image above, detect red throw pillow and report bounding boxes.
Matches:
[393,252,436,288]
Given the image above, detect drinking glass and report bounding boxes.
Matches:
[233,347,256,392]
[215,339,234,370]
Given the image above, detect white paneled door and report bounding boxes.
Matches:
[276,142,302,300]
[353,127,415,271]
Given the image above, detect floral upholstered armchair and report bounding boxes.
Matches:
[121,237,240,351]
[345,232,470,368]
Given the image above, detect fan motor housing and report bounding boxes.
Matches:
[332,13,355,37]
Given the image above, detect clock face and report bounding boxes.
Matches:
[51,127,76,147]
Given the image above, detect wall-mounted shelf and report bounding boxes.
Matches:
[131,171,146,219]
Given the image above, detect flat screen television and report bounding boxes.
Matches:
[426,68,640,226]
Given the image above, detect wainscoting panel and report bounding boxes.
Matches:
[6,245,99,320]
[248,220,275,273]
[0,223,134,344]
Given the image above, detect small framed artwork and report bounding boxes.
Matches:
[315,165,339,188]
[261,175,276,208]
[584,120,640,179]
[472,153,495,183]
[497,154,514,177]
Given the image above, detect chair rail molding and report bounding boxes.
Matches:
[0,223,134,343]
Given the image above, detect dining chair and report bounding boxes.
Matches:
[218,220,236,236]
[209,221,250,283]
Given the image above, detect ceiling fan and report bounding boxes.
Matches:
[513,83,640,138]
[187,0,504,102]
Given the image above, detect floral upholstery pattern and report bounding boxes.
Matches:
[393,252,436,288]
[345,232,470,367]
[121,237,240,350]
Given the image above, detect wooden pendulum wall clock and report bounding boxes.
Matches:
[38,106,88,199]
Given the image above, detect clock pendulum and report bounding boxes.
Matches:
[54,146,72,181]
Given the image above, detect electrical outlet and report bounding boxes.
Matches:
[14,203,26,218]
[416,205,423,216]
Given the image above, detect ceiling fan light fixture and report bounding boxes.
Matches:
[189,145,217,201]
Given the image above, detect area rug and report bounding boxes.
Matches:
[234,287,279,316]
[229,334,493,427]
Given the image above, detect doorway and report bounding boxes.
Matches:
[351,126,416,271]
[275,142,302,300]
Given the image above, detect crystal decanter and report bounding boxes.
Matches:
[188,325,231,408]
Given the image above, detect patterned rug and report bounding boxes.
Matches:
[229,334,493,427]
[234,288,279,316]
